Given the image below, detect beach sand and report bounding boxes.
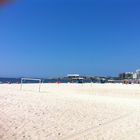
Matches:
[1,83,140,140]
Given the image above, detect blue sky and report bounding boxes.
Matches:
[0,0,140,77]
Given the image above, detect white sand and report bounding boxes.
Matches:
[1,83,140,140]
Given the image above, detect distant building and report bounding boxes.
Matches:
[119,69,140,80]
[136,69,140,79]
[67,74,80,78]
[67,74,84,83]
[119,72,133,80]
[133,72,137,79]
[119,73,125,79]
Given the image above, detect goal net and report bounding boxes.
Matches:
[20,78,42,92]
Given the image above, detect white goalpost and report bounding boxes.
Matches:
[20,78,42,92]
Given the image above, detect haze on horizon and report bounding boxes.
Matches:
[0,0,140,77]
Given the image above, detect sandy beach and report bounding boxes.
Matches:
[1,83,140,140]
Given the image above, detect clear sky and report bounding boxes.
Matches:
[0,0,140,77]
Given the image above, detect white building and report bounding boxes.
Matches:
[67,74,80,78]
[136,69,140,79]
[133,72,137,79]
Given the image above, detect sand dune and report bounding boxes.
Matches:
[0,83,140,140]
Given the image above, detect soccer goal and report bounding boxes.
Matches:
[20,78,42,92]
